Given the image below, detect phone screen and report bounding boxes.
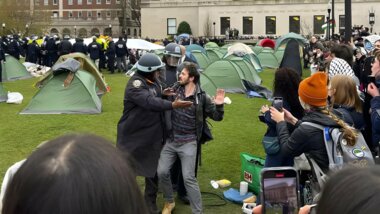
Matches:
[272,97,283,111]
[262,168,299,214]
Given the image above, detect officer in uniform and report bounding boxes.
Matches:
[162,43,182,87]
[116,53,192,214]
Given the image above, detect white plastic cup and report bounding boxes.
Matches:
[210,180,219,189]
[240,181,248,196]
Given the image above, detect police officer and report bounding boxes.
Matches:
[58,35,72,57]
[162,43,182,87]
[106,38,116,74]
[88,37,101,69]
[72,37,87,55]
[115,36,128,73]
[116,53,192,214]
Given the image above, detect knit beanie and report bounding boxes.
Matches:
[298,72,328,107]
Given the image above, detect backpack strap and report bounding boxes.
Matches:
[301,122,336,170]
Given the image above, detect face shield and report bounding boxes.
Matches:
[166,55,180,67]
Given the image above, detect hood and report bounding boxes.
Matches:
[302,111,340,127]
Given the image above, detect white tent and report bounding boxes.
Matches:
[70,38,164,50]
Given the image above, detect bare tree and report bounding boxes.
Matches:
[0,0,51,36]
[203,13,212,38]
[300,19,313,38]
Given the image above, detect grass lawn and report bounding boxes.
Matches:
[0,67,309,213]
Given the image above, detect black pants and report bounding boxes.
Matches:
[145,175,159,214]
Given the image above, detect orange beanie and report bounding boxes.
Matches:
[298,72,328,107]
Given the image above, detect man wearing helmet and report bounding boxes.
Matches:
[117,53,192,214]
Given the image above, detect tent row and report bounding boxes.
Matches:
[1,53,108,114]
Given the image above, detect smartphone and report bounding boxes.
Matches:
[261,167,300,214]
[272,97,283,111]
[368,75,376,85]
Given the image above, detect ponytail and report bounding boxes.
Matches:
[320,108,358,146]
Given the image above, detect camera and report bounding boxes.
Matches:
[272,97,283,111]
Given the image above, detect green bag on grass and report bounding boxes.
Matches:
[240,153,265,195]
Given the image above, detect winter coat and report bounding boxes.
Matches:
[115,39,128,57]
[276,111,340,172]
[116,73,173,177]
[88,41,101,60]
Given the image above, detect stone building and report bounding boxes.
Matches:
[141,0,380,39]
[28,0,141,38]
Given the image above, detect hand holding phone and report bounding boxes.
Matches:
[261,167,300,214]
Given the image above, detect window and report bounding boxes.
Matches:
[44,0,48,5]
[97,0,101,4]
[68,0,73,5]
[53,0,58,5]
[36,0,40,5]
[78,0,82,5]
[52,11,58,18]
[78,11,82,18]
[289,16,300,34]
[265,16,276,34]
[106,11,111,17]
[69,11,73,18]
[243,17,253,35]
[97,11,101,18]
[87,0,92,4]
[106,0,111,4]
[116,0,120,4]
[88,11,92,17]
[167,18,176,35]
[220,17,230,35]
[313,15,325,34]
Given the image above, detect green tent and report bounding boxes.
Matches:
[1,55,33,81]
[21,70,102,114]
[257,47,279,68]
[206,49,224,63]
[191,50,211,70]
[200,73,217,97]
[50,53,107,95]
[228,57,262,85]
[274,47,285,63]
[204,42,219,50]
[275,32,307,50]
[186,44,206,55]
[0,83,7,102]
[21,54,107,114]
[203,60,246,93]
[252,46,263,55]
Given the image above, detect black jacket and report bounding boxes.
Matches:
[276,111,340,172]
[165,85,224,142]
[116,73,173,177]
[115,39,128,57]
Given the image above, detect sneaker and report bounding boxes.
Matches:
[162,202,175,214]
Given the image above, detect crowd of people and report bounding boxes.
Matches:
[0,33,133,75]
[2,25,380,213]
